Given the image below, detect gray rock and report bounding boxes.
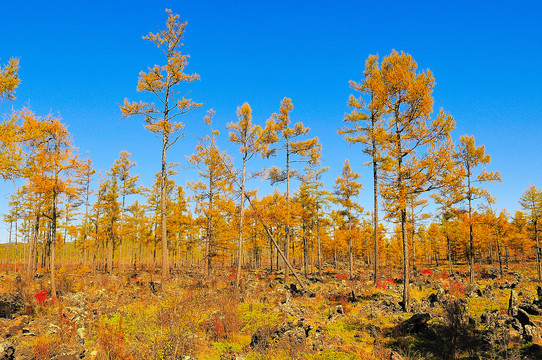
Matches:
[514,308,534,327]
[508,290,518,316]
[398,313,431,334]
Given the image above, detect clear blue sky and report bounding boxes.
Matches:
[1,0,541,239]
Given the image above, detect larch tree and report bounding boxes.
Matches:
[333,160,363,279]
[378,50,455,311]
[121,9,202,280]
[188,111,233,278]
[264,97,321,284]
[0,58,20,101]
[301,165,330,279]
[109,151,140,272]
[227,102,267,287]
[21,110,80,296]
[511,210,529,265]
[454,135,501,283]
[519,185,542,280]
[76,158,95,266]
[339,54,386,285]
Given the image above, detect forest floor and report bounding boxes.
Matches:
[1,264,542,359]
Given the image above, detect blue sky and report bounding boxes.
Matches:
[1,0,541,238]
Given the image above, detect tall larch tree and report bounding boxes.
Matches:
[454,135,501,283]
[339,54,386,285]
[121,9,202,280]
[302,165,330,279]
[333,160,363,279]
[519,185,542,280]
[227,103,267,287]
[22,111,80,296]
[188,111,233,278]
[265,97,321,284]
[378,50,455,311]
[109,151,140,272]
[76,158,95,266]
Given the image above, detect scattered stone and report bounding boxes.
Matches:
[77,327,86,343]
[48,323,61,335]
[397,313,431,334]
[508,290,518,316]
[0,345,15,360]
[465,283,483,298]
[523,324,541,343]
[514,309,534,328]
[536,286,542,306]
[327,304,344,321]
[249,321,312,350]
[4,315,29,337]
[0,294,23,319]
[427,288,445,306]
[519,303,542,316]
[365,324,381,337]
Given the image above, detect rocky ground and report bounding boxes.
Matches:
[1,265,542,359]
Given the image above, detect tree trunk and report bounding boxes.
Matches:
[235,157,246,287]
[160,130,169,280]
[6,220,12,274]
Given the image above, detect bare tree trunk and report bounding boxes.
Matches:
[235,158,246,287]
[6,220,12,274]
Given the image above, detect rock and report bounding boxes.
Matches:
[77,327,86,343]
[524,324,541,342]
[520,303,542,316]
[0,345,15,360]
[327,304,344,321]
[0,294,23,319]
[508,290,518,316]
[365,324,381,337]
[249,321,312,350]
[514,309,535,327]
[398,313,431,334]
[465,284,483,298]
[250,324,286,349]
[536,286,542,306]
[4,316,29,338]
[22,328,35,336]
[308,325,327,351]
[54,353,78,360]
[427,288,445,306]
[389,350,404,360]
[481,310,500,325]
[47,323,61,335]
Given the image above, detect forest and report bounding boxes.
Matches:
[1,8,542,360]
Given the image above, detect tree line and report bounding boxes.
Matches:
[1,10,541,312]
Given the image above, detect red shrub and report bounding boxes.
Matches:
[35,290,48,305]
[420,269,433,275]
[336,272,349,281]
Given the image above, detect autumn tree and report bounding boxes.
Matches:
[454,135,501,283]
[76,158,95,265]
[0,58,20,101]
[21,110,80,295]
[520,185,542,280]
[121,9,202,279]
[265,97,321,284]
[511,210,529,265]
[300,165,330,279]
[188,111,233,278]
[340,54,386,284]
[109,151,140,272]
[227,102,267,287]
[333,160,363,279]
[378,50,455,311]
